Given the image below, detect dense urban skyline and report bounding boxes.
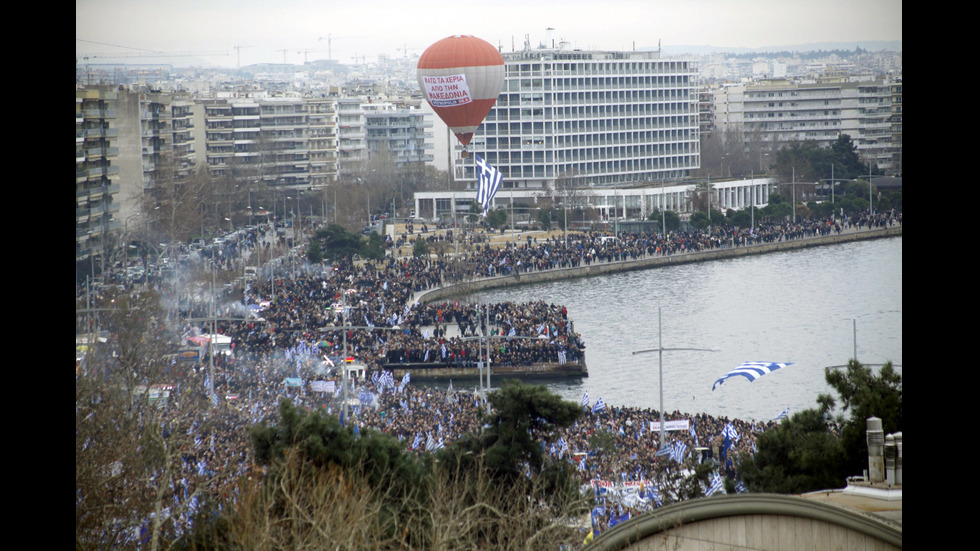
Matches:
[76,0,902,68]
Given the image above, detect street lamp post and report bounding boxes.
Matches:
[631,307,718,449]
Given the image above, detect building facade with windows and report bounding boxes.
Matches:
[455,48,700,191]
[200,92,311,188]
[76,87,121,265]
[734,77,898,173]
[199,92,433,187]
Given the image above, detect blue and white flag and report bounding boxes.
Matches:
[722,422,740,443]
[773,408,790,421]
[581,391,590,409]
[672,440,688,463]
[476,154,503,215]
[712,361,794,390]
[706,472,726,496]
[591,397,606,414]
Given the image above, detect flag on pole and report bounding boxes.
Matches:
[773,408,790,421]
[591,397,606,414]
[476,154,502,215]
[581,391,590,409]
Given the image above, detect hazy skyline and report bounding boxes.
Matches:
[77,0,902,68]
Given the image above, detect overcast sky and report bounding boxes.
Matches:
[77,0,902,68]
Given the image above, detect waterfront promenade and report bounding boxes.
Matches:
[413,223,902,305]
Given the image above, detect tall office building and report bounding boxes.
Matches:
[455,48,700,190]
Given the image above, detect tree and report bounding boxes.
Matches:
[738,408,845,494]
[191,395,589,550]
[647,208,680,232]
[143,162,210,244]
[823,360,902,477]
[829,134,867,180]
[363,232,385,261]
[445,381,582,478]
[485,208,508,230]
[440,381,586,517]
[309,224,367,262]
[737,360,901,493]
[689,211,710,230]
[760,193,793,221]
[538,210,552,231]
[76,289,218,550]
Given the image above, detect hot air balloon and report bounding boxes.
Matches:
[417,35,504,156]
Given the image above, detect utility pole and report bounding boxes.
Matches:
[631,308,717,449]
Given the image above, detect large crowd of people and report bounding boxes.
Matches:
[78,213,900,541]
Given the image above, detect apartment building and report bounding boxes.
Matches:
[336,97,368,176]
[306,96,339,188]
[333,96,434,178]
[199,92,433,186]
[364,101,433,166]
[456,48,700,190]
[889,81,902,174]
[76,87,121,265]
[200,92,310,187]
[731,77,898,172]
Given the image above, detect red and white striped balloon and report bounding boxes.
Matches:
[417,35,504,147]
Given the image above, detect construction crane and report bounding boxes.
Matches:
[77,39,227,61]
[317,34,364,61]
[296,49,331,64]
[397,44,419,58]
[78,50,228,61]
[233,45,252,71]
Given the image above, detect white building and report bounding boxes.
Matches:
[729,76,898,172]
[454,47,701,191]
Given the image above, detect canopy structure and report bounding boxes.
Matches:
[712,361,793,390]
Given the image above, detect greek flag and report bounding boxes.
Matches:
[722,422,740,443]
[706,472,726,496]
[581,391,590,408]
[672,440,688,463]
[476,154,502,215]
[774,408,790,421]
[591,397,606,414]
[712,361,793,390]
